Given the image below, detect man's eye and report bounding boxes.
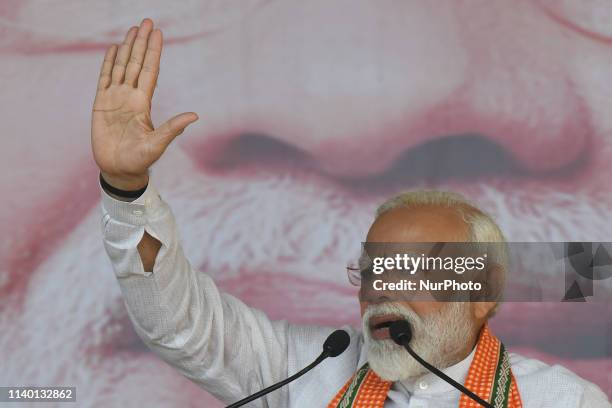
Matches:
[537,0,612,40]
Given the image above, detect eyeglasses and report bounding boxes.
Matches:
[346,255,436,287]
[346,261,362,287]
[346,251,374,287]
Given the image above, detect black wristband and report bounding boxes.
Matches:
[99,173,148,199]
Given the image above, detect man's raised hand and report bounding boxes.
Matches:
[91,18,198,190]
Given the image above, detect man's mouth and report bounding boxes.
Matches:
[369,314,404,341]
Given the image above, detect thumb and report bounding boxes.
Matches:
[153,112,199,147]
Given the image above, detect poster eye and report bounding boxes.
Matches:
[537,0,612,40]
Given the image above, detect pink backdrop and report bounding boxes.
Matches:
[1,1,611,405]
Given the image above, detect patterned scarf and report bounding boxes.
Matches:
[327,324,522,408]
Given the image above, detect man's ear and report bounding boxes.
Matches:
[469,262,504,314]
[484,263,505,302]
[470,261,504,319]
[471,301,496,320]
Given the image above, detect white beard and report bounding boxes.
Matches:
[362,302,476,381]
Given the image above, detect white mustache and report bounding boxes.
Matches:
[362,302,422,340]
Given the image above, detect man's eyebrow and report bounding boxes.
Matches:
[4,30,212,56]
[1,0,275,56]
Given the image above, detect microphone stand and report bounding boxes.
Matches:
[224,329,349,408]
[398,341,492,408]
[225,351,328,408]
[389,320,492,408]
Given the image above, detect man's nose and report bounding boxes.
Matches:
[183,1,472,179]
[260,4,470,179]
[250,2,474,179]
[184,0,588,179]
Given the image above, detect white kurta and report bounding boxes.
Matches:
[100,184,610,407]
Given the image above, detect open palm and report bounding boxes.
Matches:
[91,19,198,190]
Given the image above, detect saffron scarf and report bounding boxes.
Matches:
[327,324,522,408]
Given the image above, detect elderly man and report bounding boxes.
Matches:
[94,19,610,407]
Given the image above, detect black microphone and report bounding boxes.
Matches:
[225,329,350,408]
[389,320,493,408]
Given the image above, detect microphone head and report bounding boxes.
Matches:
[389,320,413,346]
[323,330,350,357]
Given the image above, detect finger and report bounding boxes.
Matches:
[152,112,199,148]
[138,28,163,99]
[125,18,154,87]
[97,44,117,90]
[111,26,138,85]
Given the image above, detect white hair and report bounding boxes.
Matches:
[375,190,508,315]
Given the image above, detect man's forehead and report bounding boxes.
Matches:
[366,205,469,243]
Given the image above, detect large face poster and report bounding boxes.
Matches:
[0,1,611,406]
